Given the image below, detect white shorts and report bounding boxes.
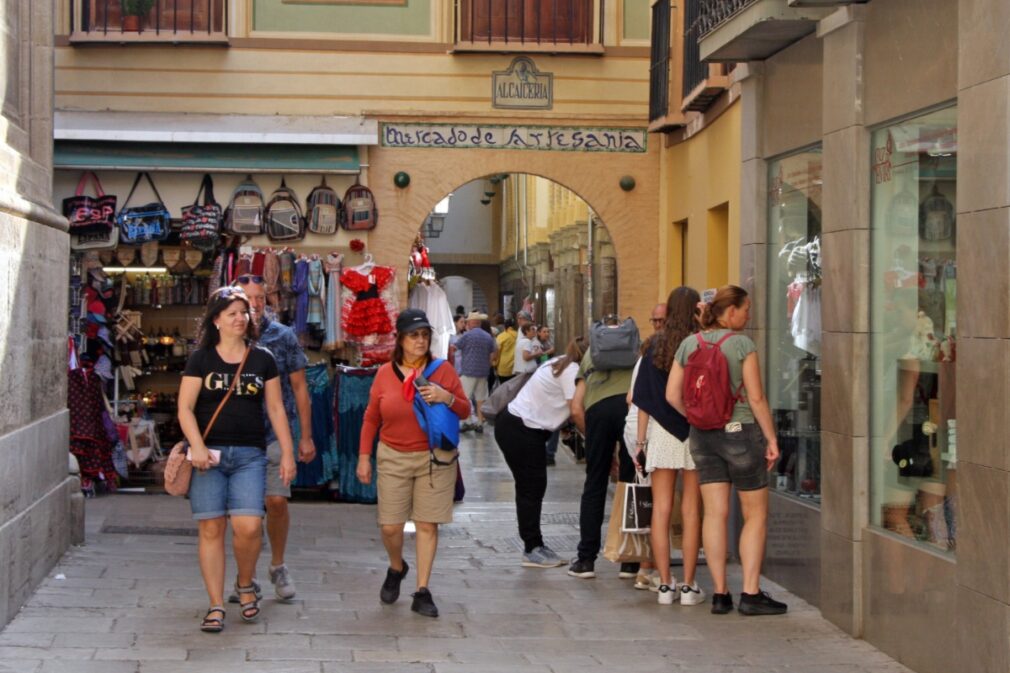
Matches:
[644,417,695,472]
[460,375,489,403]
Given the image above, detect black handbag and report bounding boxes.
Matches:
[117,172,171,245]
[63,172,117,236]
[181,174,223,251]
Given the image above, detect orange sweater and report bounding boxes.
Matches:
[359,361,471,455]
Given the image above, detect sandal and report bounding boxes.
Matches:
[200,606,226,633]
[234,582,261,623]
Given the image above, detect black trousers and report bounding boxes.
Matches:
[495,408,552,553]
[577,394,636,562]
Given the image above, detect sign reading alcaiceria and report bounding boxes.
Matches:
[381,123,647,153]
[492,57,553,110]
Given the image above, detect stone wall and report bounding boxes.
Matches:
[0,0,79,628]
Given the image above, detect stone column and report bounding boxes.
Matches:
[954,1,1010,670]
[0,1,77,627]
[816,5,869,637]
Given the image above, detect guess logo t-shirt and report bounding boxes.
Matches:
[183,345,279,449]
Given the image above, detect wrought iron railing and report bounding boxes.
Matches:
[71,0,227,42]
[648,0,671,122]
[456,0,602,47]
[682,0,705,98]
[694,0,759,38]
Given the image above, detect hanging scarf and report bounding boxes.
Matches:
[292,258,310,336]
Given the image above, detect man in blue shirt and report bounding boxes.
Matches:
[232,275,316,601]
[455,311,497,432]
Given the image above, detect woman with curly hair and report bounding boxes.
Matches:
[630,286,704,606]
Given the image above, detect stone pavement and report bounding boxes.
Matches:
[0,430,912,673]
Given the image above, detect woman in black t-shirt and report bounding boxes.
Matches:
[178,287,296,632]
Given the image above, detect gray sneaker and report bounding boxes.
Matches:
[521,545,566,568]
[270,564,296,601]
[227,578,262,604]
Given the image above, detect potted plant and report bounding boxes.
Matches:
[121,0,156,31]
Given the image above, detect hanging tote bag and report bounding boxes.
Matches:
[620,476,653,534]
[163,346,251,496]
[180,174,223,251]
[63,171,117,237]
[117,172,172,245]
[602,481,653,563]
[71,224,119,251]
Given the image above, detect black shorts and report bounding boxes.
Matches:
[688,424,769,491]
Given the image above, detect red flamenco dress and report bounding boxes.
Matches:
[341,266,395,337]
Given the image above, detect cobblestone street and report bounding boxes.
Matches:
[0,433,912,673]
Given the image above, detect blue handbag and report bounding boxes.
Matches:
[412,359,460,463]
[117,172,171,245]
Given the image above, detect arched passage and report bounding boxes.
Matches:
[366,141,661,328]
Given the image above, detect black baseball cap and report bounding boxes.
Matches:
[396,308,432,333]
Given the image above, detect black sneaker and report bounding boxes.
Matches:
[618,562,640,579]
[738,590,788,616]
[711,592,734,614]
[567,558,596,578]
[411,587,439,618]
[379,561,409,604]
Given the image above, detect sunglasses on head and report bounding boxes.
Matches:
[234,275,264,285]
[212,286,248,299]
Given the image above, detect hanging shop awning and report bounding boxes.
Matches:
[55,140,361,174]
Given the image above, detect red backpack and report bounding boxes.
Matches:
[682,332,743,430]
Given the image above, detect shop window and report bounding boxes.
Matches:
[457,0,598,48]
[870,106,957,553]
[766,148,822,502]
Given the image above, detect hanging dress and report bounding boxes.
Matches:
[306,257,325,331]
[340,266,396,338]
[291,258,310,337]
[324,253,343,350]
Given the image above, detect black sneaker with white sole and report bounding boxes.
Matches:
[738,590,788,616]
[567,558,596,578]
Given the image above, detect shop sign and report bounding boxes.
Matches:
[381,122,647,153]
[492,57,553,110]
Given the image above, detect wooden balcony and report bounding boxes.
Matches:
[454,0,604,53]
[69,0,228,44]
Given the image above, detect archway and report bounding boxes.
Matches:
[365,139,661,329]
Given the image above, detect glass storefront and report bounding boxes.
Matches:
[767,148,823,502]
[870,106,957,552]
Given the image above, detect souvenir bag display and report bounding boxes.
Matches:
[341,181,378,231]
[71,223,119,251]
[306,176,341,235]
[64,171,117,239]
[264,178,306,241]
[117,171,171,245]
[224,175,265,235]
[163,346,250,496]
[181,174,223,251]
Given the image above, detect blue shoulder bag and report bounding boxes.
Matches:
[412,359,460,465]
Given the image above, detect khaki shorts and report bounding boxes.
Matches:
[265,439,291,498]
[376,441,457,525]
[460,375,489,403]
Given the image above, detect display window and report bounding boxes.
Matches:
[870,106,957,552]
[766,148,823,502]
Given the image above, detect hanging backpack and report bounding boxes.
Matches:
[306,177,341,235]
[180,174,222,251]
[588,317,640,371]
[224,175,265,235]
[117,172,171,245]
[341,182,378,231]
[682,332,744,430]
[264,178,306,242]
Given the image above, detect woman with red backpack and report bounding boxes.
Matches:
[666,285,786,616]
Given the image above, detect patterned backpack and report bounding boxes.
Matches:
[341,182,378,231]
[224,176,265,235]
[265,178,305,242]
[306,177,341,235]
[180,174,222,251]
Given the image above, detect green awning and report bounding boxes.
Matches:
[54,141,360,174]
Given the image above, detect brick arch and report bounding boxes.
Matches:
[367,143,661,326]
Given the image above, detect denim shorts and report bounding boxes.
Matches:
[189,445,268,520]
[689,424,769,491]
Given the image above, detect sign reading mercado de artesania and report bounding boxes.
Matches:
[381,123,647,154]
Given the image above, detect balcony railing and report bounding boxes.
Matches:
[694,0,758,39]
[70,0,227,44]
[455,0,603,52]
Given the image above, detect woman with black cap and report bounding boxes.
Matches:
[356,308,471,618]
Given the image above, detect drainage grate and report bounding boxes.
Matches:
[100,525,198,537]
[540,512,581,525]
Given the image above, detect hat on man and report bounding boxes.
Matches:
[396,308,433,334]
[517,310,533,322]
[466,310,488,322]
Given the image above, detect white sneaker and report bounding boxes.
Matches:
[657,583,679,605]
[679,582,707,606]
